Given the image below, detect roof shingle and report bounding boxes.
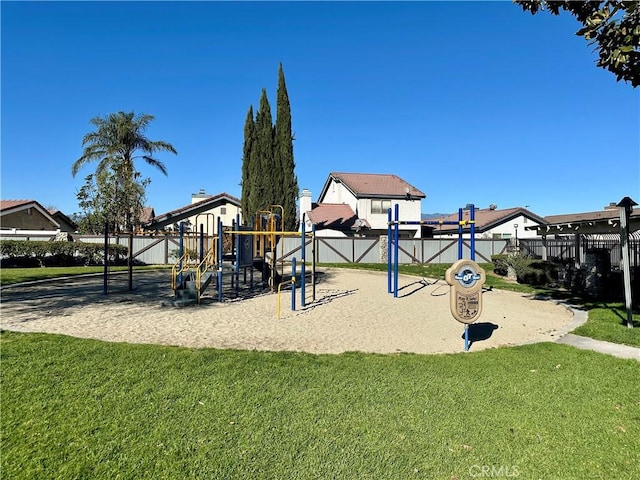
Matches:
[323,172,425,199]
[436,207,545,233]
[307,203,369,231]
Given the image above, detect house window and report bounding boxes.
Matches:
[220,207,226,215]
[371,199,391,214]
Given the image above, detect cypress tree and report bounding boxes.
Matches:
[240,66,299,229]
[274,63,298,231]
[240,105,255,225]
[254,88,275,212]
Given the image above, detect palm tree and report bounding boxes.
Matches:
[72,111,177,231]
[72,111,177,178]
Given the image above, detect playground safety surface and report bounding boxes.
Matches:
[1,268,590,355]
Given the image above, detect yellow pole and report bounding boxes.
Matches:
[276,281,283,319]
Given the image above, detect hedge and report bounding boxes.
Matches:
[0,240,129,267]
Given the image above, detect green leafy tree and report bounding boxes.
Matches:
[274,63,299,231]
[75,170,150,234]
[71,111,177,231]
[515,1,639,87]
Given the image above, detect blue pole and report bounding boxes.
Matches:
[218,217,223,301]
[470,204,476,262]
[465,325,469,351]
[301,218,306,307]
[394,203,399,298]
[312,225,317,302]
[291,257,296,311]
[387,208,392,294]
[249,215,254,290]
[458,208,463,260]
[103,222,108,295]
[234,217,240,297]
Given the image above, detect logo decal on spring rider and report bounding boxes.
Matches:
[453,267,482,288]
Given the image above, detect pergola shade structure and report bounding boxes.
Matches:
[527,206,640,237]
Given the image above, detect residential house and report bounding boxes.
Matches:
[0,199,64,239]
[48,209,78,233]
[138,207,156,228]
[300,172,426,238]
[433,205,546,241]
[145,190,241,234]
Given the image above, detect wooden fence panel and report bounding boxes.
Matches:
[76,235,180,265]
[10,233,635,267]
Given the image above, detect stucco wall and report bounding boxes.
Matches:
[1,210,58,230]
[187,204,242,235]
[324,180,423,238]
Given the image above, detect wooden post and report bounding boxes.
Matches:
[574,233,582,270]
[617,197,637,329]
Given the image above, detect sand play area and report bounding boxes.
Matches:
[0,268,576,354]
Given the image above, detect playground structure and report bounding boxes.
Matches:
[388,203,479,351]
[171,206,316,306]
[387,203,477,296]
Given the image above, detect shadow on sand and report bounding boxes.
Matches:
[461,322,499,350]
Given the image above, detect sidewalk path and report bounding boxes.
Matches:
[556,334,640,361]
[555,305,639,361]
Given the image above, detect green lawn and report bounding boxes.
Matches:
[1,331,638,480]
[573,303,640,347]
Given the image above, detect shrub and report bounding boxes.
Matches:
[492,253,559,287]
[0,240,128,267]
[491,253,531,278]
[169,247,199,261]
[518,259,559,286]
[491,254,510,276]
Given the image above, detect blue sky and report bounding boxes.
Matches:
[2,1,638,219]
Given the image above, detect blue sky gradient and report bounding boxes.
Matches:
[2,1,638,218]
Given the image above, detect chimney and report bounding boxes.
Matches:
[604,202,618,210]
[299,189,312,223]
[191,189,211,204]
